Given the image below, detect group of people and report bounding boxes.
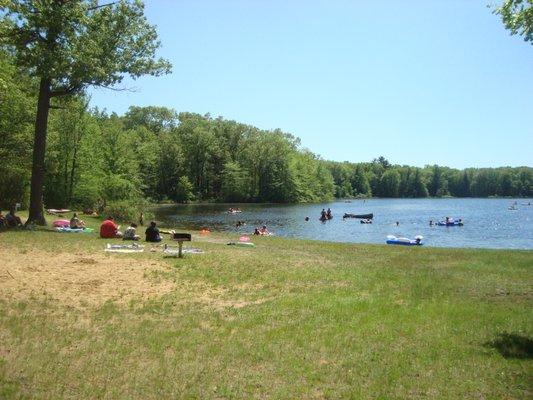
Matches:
[253,225,270,235]
[319,208,333,221]
[0,208,23,228]
[99,217,162,242]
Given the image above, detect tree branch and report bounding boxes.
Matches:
[50,85,79,97]
[88,2,117,11]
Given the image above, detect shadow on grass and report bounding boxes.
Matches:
[486,333,533,359]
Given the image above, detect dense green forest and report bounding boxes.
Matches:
[0,50,531,211]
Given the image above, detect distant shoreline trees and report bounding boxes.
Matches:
[0,51,531,210]
[0,99,531,211]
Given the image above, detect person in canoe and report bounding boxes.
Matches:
[320,209,327,221]
[326,208,332,219]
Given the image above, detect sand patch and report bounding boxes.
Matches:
[0,247,175,307]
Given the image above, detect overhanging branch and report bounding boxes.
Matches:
[88,2,118,11]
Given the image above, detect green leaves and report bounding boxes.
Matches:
[1,0,172,96]
[493,0,533,44]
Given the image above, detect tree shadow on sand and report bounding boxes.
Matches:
[486,333,533,359]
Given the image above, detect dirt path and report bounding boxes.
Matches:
[0,246,175,307]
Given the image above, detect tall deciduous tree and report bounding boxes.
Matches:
[0,0,171,224]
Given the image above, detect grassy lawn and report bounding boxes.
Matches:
[0,213,532,399]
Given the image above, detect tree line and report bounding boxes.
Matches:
[1,48,531,212]
[1,0,531,224]
[327,158,531,199]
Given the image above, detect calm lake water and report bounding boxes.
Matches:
[152,198,533,250]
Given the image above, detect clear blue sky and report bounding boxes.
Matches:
[89,0,533,169]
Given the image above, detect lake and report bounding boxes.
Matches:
[152,198,533,250]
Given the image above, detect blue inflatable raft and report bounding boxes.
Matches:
[386,235,423,246]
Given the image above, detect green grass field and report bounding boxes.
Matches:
[0,213,532,399]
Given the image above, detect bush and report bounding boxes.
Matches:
[103,200,153,223]
[0,167,29,210]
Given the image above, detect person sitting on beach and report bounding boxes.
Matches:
[70,213,85,229]
[100,216,123,238]
[123,223,141,241]
[5,208,23,227]
[0,211,6,228]
[145,221,162,242]
[253,228,261,235]
[259,225,270,235]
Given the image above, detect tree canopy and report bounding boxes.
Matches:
[0,0,171,224]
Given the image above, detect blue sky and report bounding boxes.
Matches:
[89,0,533,169]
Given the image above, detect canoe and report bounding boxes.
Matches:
[386,235,423,246]
[436,220,463,226]
[343,213,373,219]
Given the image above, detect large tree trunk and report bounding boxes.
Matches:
[26,78,51,226]
[68,145,78,204]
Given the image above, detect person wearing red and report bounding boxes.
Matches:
[100,216,123,238]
